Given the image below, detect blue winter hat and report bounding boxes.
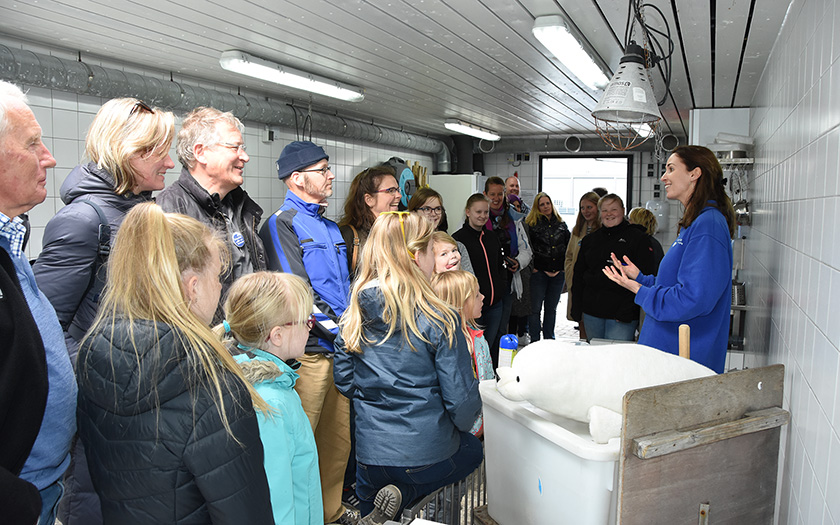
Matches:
[276,141,329,180]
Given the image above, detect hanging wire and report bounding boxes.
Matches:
[623,0,675,106]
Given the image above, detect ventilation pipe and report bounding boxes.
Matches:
[481,136,675,153]
[0,45,451,172]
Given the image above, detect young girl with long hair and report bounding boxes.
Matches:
[219,271,322,525]
[430,270,492,436]
[334,212,482,519]
[453,193,507,366]
[76,203,273,524]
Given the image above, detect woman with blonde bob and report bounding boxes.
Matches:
[33,97,176,525]
[220,271,323,525]
[76,203,274,524]
[334,212,482,519]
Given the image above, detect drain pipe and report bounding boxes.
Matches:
[0,44,452,172]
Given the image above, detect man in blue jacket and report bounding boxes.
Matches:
[259,141,355,525]
[0,80,77,525]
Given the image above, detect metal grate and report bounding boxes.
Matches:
[398,460,486,524]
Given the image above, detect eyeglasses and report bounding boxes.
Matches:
[129,100,154,117]
[283,314,316,331]
[299,165,331,176]
[217,142,248,153]
[375,186,401,195]
[417,206,443,215]
[381,211,415,259]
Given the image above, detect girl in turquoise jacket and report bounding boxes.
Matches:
[221,272,323,525]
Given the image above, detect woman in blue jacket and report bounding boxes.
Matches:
[334,212,483,519]
[603,146,736,373]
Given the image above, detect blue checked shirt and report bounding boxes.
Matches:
[0,212,26,258]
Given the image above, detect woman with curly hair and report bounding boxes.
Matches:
[338,166,401,276]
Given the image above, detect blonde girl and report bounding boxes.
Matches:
[220,271,322,525]
[76,203,273,524]
[430,270,492,436]
[431,231,472,274]
[334,212,482,519]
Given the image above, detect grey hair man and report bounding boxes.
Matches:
[505,175,530,214]
[157,107,267,321]
[0,80,77,525]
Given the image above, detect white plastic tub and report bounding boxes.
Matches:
[479,380,620,525]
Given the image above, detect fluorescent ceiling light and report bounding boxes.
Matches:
[219,50,365,102]
[532,15,610,91]
[444,119,501,141]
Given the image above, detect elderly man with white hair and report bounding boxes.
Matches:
[0,80,77,525]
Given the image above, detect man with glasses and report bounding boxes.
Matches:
[157,107,267,322]
[259,140,356,525]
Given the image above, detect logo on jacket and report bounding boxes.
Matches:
[232,232,246,248]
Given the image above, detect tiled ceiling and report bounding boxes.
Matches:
[0,0,790,141]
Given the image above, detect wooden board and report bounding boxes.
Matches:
[618,365,785,525]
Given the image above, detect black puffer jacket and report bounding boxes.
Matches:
[528,214,571,272]
[76,318,273,525]
[33,162,153,357]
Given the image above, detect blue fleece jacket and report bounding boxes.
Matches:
[234,350,322,525]
[635,206,732,373]
[259,191,350,353]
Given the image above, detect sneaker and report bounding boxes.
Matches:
[518,333,531,347]
[330,507,361,525]
[343,484,362,510]
[359,485,402,525]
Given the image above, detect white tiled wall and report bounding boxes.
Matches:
[19,86,433,260]
[749,0,840,522]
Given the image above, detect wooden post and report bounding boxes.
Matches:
[679,324,690,359]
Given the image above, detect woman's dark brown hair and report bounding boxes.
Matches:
[407,186,448,231]
[338,166,396,231]
[672,145,736,238]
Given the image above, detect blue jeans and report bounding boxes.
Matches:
[355,432,483,516]
[582,313,638,342]
[529,270,565,341]
[478,300,504,369]
[39,480,64,525]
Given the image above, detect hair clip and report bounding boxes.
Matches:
[222,320,231,334]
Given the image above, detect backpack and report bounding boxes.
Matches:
[66,200,111,341]
[382,157,415,209]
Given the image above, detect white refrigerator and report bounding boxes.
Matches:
[426,173,482,234]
